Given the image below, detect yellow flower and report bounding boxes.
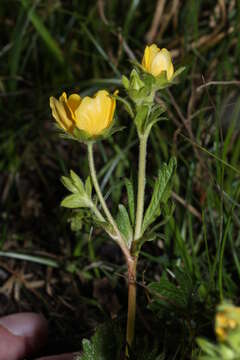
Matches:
[142,44,174,80]
[216,309,240,341]
[49,90,117,136]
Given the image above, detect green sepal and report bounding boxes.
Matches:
[123,68,154,106]
[121,74,130,90]
[153,66,186,90]
[57,117,125,145]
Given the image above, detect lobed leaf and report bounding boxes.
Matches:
[124,178,135,226]
[61,176,78,193]
[70,170,85,194]
[142,157,177,234]
[61,194,90,209]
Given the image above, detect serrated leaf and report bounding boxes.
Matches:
[148,268,194,313]
[70,170,85,194]
[174,267,193,302]
[142,157,176,234]
[61,194,89,208]
[124,178,135,226]
[148,274,187,309]
[116,204,133,248]
[77,321,123,360]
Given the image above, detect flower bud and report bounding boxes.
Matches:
[142,44,174,80]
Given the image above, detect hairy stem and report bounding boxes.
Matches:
[134,134,148,241]
[87,142,130,260]
[126,256,138,353]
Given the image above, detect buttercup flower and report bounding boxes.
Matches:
[49,90,117,137]
[142,44,174,80]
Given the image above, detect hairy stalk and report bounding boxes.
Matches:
[134,134,148,240]
[126,256,138,354]
[126,133,149,354]
[87,142,130,260]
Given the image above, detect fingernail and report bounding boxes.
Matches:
[0,313,47,338]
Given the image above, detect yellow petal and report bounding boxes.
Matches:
[68,94,81,112]
[75,96,97,134]
[75,90,115,135]
[151,48,173,79]
[49,96,74,132]
[167,62,174,80]
[142,45,150,71]
[95,90,113,131]
[59,92,74,120]
[142,44,160,72]
[108,92,117,128]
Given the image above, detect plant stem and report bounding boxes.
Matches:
[125,132,149,354]
[126,256,138,353]
[134,134,148,240]
[87,142,130,260]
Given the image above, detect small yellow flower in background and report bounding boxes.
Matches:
[215,304,240,342]
[142,44,174,80]
[50,90,117,136]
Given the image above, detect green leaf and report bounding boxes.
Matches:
[122,74,130,89]
[142,157,177,234]
[172,66,186,81]
[196,338,219,357]
[145,105,167,133]
[85,176,92,198]
[61,194,89,209]
[77,321,123,360]
[124,178,135,226]
[61,176,78,193]
[70,170,85,194]
[93,218,113,234]
[116,204,133,248]
[148,273,187,310]
[134,104,149,134]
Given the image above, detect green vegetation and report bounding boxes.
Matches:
[1,1,240,359]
